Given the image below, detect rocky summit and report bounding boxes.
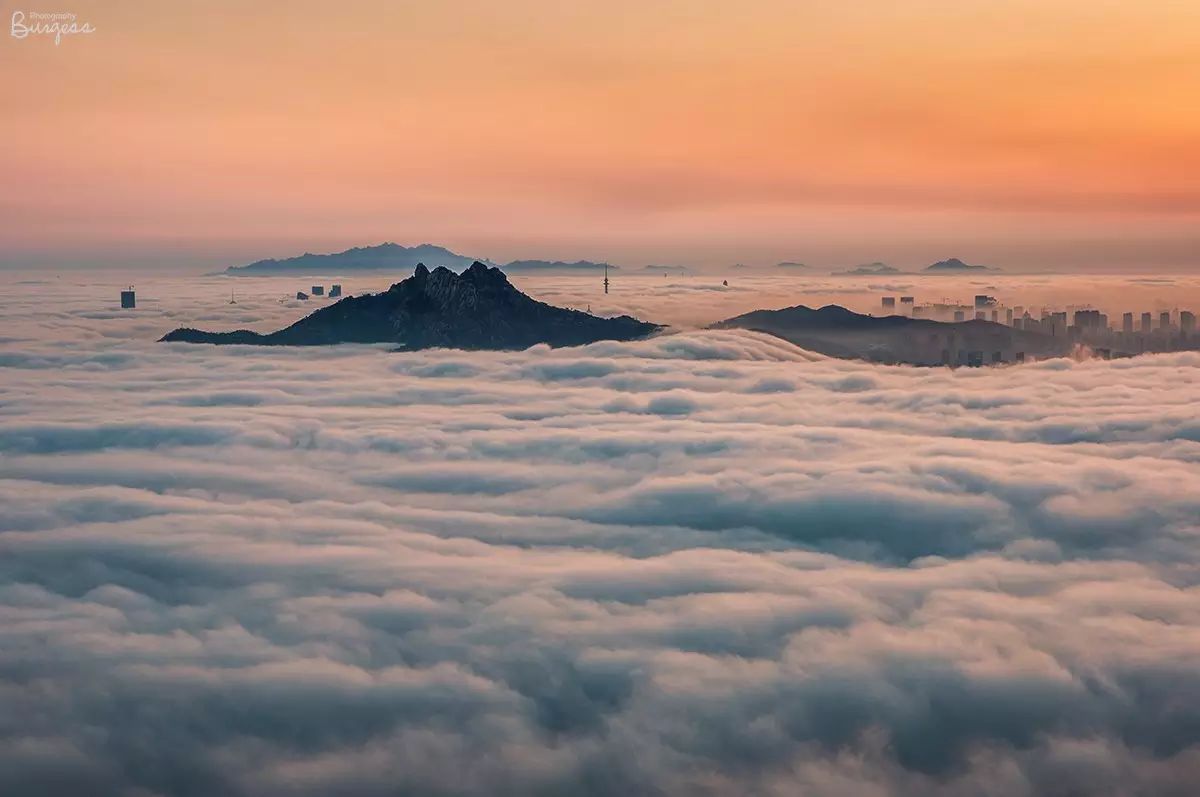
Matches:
[161,262,662,350]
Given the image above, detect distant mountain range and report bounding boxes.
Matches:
[713,304,1063,364]
[222,243,999,278]
[225,243,617,276]
[165,262,660,349]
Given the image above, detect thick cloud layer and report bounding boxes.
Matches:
[2,276,1200,795]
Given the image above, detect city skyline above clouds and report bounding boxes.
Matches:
[4,0,1200,270]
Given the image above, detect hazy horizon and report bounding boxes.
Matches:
[4,0,1200,271]
[5,239,1199,275]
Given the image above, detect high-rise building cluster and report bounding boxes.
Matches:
[877,293,1197,360]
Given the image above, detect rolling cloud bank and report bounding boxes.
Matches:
[2,276,1199,795]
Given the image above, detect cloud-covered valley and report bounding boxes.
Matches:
[2,275,1200,795]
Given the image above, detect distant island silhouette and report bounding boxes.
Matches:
[222,243,1000,279]
[924,257,994,272]
[225,243,617,276]
[834,262,902,276]
[226,243,475,275]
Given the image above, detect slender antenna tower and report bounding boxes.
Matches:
[603,262,609,294]
[229,288,237,305]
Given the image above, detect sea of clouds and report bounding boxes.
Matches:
[2,272,1199,796]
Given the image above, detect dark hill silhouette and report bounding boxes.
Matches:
[164,262,661,350]
[713,304,1066,365]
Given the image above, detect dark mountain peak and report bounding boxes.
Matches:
[462,260,496,279]
[163,263,661,350]
[409,262,519,315]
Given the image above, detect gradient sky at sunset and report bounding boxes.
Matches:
[3,0,1200,270]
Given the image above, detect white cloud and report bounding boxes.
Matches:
[1,276,1199,795]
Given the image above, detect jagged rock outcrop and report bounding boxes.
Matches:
[162,262,661,350]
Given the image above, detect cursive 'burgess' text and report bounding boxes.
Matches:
[11,11,96,45]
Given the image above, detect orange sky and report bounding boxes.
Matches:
[3,0,1200,270]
